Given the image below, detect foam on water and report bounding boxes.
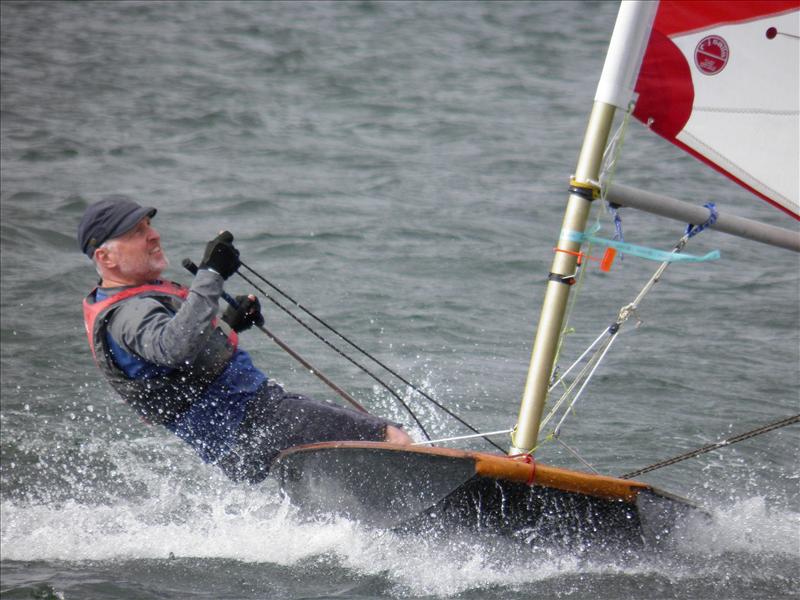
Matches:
[2,452,798,597]
[2,373,797,599]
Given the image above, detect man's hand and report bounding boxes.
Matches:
[200,231,240,279]
[223,294,265,333]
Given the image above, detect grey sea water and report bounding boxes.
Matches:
[1,1,798,598]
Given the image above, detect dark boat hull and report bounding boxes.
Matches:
[273,441,698,547]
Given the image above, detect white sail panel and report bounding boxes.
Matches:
[633,1,800,220]
[671,13,799,216]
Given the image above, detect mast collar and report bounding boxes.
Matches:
[548,272,577,286]
[568,177,601,202]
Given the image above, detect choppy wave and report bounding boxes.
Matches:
[2,487,798,598]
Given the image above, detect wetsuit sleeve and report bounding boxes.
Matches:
[106,270,226,368]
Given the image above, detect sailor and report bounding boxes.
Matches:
[79,195,411,483]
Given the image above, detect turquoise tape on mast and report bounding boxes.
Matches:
[560,228,720,263]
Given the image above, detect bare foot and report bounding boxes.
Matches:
[385,425,412,445]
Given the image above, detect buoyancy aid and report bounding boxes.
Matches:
[83,280,238,424]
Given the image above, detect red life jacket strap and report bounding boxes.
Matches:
[82,281,190,357]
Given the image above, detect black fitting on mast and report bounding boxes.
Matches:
[548,272,576,286]
[568,178,600,202]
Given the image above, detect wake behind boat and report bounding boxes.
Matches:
[271,0,799,546]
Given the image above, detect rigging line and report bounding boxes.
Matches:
[234,269,432,442]
[622,233,690,321]
[619,414,800,479]
[543,233,692,437]
[552,330,620,437]
[253,321,369,414]
[541,334,612,429]
[548,104,633,416]
[411,428,513,446]
[549,326,613,393]
[183,257,369,415]
[238,260,506,452]
[598,100,635,242]
[598,101,634,192]
[552,435,600,475]
[552,253,588,371]
[543,207,720,448]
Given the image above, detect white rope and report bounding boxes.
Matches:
[553,331,620,436]
[553,436,600,474]
[411,428,513,447]
[541,347,603,429]
[541,326,620,429]
[548,326,613,393]
[598,100,635,193]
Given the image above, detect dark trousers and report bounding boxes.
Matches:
[215,381,392,483]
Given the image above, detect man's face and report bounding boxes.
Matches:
[107,216,168,282]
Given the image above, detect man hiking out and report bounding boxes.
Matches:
[79,195,411,483]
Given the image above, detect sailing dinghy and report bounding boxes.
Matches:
[273,0,799,545]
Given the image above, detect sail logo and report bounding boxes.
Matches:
[694,35,729,75]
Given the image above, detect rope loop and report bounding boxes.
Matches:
[507,453,537,485]
[608,202,625,242]
[685,202,719,238]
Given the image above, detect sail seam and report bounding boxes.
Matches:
[691,107,798,116]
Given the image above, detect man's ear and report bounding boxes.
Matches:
[95,246,117,270]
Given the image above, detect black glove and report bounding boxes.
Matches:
[223,294,264,333]
[200,231,240,279]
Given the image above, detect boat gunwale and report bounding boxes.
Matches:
[275,441,652,503]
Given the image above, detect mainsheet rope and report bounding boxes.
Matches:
[236,262,507,452]
[235,267,432,441]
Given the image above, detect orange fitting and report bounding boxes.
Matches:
[554,246,616,272]
[599,247,616,272]
[554,247,585,265]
